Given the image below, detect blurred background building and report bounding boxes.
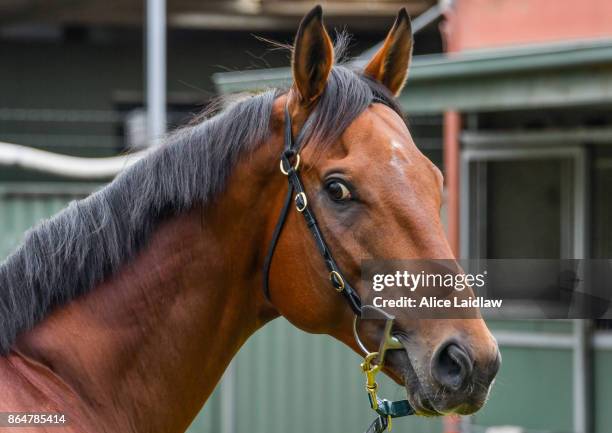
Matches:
[1,1,612,433]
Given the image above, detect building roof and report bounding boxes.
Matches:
[0,0,436,30]
[214,38,612,113]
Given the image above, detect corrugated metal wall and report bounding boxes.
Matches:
[2,182,611,433]
[187,319,443,433]
[0,183,97,257]
[475,325,574,432]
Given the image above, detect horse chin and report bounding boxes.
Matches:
[406,391,442,417]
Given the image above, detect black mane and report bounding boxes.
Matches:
[0,61,402,355]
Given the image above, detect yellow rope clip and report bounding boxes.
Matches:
[360,352,382,411]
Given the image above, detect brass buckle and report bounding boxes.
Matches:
[295,192,308,212]
[329,270,345,292]
[279,154,300,175]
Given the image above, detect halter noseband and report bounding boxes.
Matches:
[262,101,415,433]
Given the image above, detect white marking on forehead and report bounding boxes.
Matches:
[385,139,411,180]
[390,140,403,151]
[388,139,411,171]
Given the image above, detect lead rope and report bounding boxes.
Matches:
[262,103,414,433]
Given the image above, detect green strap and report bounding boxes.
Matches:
[374,398,414,418]
[365,397,415,433]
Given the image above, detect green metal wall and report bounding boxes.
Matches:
[475,346,573,431]
[595,351,612,433]
[0,183,93,257]
[1,182,611,433]
[187,319,443,433]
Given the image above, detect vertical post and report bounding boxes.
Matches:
[573,320,591,433]
[573,148,588,259]
[444,111,461,257]
[572,147,591,433]
[146,0,167,145]
[459,150,471,261]
[445,108,465,433]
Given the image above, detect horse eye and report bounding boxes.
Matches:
[326,180,352,201]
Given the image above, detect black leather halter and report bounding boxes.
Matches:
[261,102,414,433]
[262,105,362,314]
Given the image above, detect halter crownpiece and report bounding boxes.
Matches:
[262,102,415,433]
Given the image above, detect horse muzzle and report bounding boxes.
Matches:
[398,334,501,416]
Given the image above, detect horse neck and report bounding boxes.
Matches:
[14,133,284,433]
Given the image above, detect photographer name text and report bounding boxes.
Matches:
[372,295,502,309]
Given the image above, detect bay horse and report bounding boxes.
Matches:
[0,6,500,433]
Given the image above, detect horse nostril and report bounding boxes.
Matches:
[431,342,473,391]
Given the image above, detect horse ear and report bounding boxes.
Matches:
[363,8,413,96]
[292,5,334,105]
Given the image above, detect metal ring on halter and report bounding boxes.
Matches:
[353,315,370,355]
[295,192,307,212]
[353,306,404,361]
[329,270,345,292]
[279,154,301,175]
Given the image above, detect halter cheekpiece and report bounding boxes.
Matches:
[262,101,415,433]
